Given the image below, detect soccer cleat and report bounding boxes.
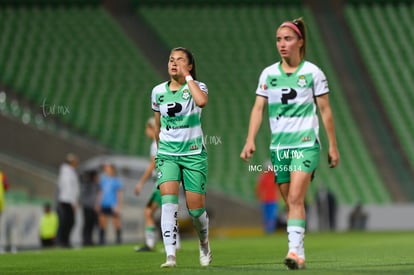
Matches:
[160,255,176,268]
[284,252,305,270]
[134,245,154,252]
[199,242,212,267]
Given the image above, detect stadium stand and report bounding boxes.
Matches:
[2,1,407,205]
[0,4,161,155]
[345,2,414,170]
[137,4,391,204]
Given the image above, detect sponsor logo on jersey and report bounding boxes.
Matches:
[190,145,199,150]
[301,136,312,142]
[166,117,184,123]
[303,160,311,168]
[166,124,190,131]
[322,79,328,90]
[269,77,277,88]
[297,75,307,88]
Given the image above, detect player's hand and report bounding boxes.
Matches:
[240,141,256,162]
[328,146,339,168]
[134,183,142,196]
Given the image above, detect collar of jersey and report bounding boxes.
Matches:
[165,81,187,94]
[278,60,305,77]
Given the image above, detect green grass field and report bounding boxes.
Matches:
[0,231,413,274]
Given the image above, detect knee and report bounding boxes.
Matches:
[188,208,206,219]
[287,195,304,209]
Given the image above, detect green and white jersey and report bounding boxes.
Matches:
[151,80,208,156]
[256,60,329,150]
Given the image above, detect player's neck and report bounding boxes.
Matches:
[281,57,302,73]
[169,77,185,90]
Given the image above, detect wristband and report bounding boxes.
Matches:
[185,75,193,82]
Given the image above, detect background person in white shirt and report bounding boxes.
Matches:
[57,153,80,248]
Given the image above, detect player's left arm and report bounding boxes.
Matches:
[316,94,339,168]
[178,62,208,107]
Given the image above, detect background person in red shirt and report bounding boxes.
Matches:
[256,163,279,234]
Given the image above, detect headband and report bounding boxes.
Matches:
[280,22,303,38]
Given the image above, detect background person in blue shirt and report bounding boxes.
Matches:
[96,163,124,245]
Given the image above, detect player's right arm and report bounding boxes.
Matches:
[154,111,161,145]
[240,95,267,161]
[134,156,156,195]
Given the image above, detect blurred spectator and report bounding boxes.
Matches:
[80,170,99,246]
[39,202,59,248]
[56,153,80,248]
[349,203,368,230]
[0,169,9,217]
[0,169,10,253]
[256,163,279,234]
[315,184,337,231]
[96,163,123,245]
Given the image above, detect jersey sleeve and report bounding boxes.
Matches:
[196,81,208,94]
[255,69,269,98]
[151,87,160,112]
[313,67,329,96]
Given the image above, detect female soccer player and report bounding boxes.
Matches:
[134,117,180,252]
[151,47,211,268]
[240,18,339,270]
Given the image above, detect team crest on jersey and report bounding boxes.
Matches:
[182,89,190,100]
[297,75,307,88]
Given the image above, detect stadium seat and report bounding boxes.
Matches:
[0,5,161,155]
[137,4,391,204]
[345,2,414,170]
[1,2,401,205]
